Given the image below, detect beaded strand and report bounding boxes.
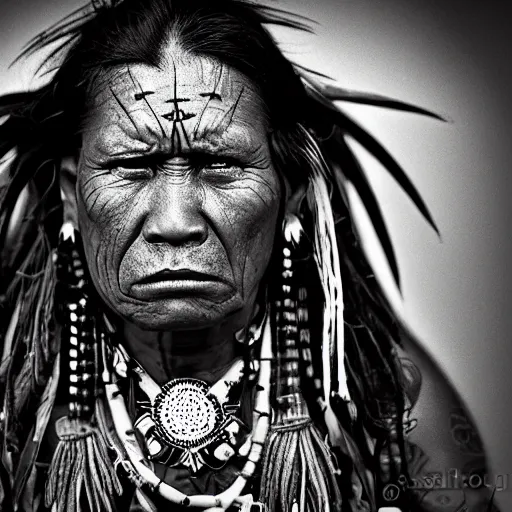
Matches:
[103,314,273,510]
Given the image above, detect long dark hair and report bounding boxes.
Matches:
[0,0,441,509]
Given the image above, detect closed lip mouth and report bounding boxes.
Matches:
[134,269,222,286]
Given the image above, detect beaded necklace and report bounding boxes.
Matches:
[101,313,272,511]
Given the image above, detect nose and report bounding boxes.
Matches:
[142,180,207,247]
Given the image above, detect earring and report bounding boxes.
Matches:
[258,212,343,512]
[55,222,97,419]
[46,222,122,512]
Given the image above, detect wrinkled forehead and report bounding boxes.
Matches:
[83,46,269,145]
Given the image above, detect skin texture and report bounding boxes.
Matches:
[52,38,498,512]
[65,41,282,382]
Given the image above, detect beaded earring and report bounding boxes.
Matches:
[259,213,342,512]
[54,222,97,419]
[45,222,122,512]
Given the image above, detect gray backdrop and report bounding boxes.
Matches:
[1,0,511,509]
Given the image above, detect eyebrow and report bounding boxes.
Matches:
[89,120,259,161]
[191,87,246,143]
[188,127,260,157]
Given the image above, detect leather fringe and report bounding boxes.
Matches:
[259,417,342,512]
[44,414,122,512]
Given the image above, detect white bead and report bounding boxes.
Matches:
[248,444,263,464]
[287,376,298,388]
[238,438,251,457]
[214,443,235,462]
[135,414,154,435]
[115,361,128,378]
[225,422,240,435]
[148,438,163,457]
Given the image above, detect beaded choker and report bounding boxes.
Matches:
[113,343,250,473]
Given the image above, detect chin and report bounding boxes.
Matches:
[119,295,244,331]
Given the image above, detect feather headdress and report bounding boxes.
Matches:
[0,1,442,511]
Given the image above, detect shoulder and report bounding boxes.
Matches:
[395,332,500,511]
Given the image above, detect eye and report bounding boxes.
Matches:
[108,156,158,181]
[207,161,238,173]
[111,167,154,180]
[210,162,229,169]
[195,155,244,180]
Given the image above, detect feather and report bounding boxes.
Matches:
[300,126,350,405]
[301,76,440,236]
[12,354,60,508]
[32,36,82,78]
[317,83,447,121]
[0,299,21,379]
[14,9,95,65]
[332,134,401,288]
[33,354,60,443]
[258,5,315,33]
[293,63,335,81]
[339,113,439,235]
[17,4,90,52]
[300,73,446,121]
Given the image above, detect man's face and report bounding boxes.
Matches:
[76,44,281,330]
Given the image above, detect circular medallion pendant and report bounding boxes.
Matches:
[152,378,225,450]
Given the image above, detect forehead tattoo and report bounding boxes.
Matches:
[102,58,254,157]
[127,66,166,139]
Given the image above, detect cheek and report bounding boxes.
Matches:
[76,172,145,302]
[208,171,281,289]
[76,163,282,316]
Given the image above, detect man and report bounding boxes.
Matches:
[0,0,499,510]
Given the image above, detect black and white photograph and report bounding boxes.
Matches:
[0,1,510,511]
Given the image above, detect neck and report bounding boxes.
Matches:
[122,320,243,386]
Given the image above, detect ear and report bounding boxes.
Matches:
[60,156,79,229]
